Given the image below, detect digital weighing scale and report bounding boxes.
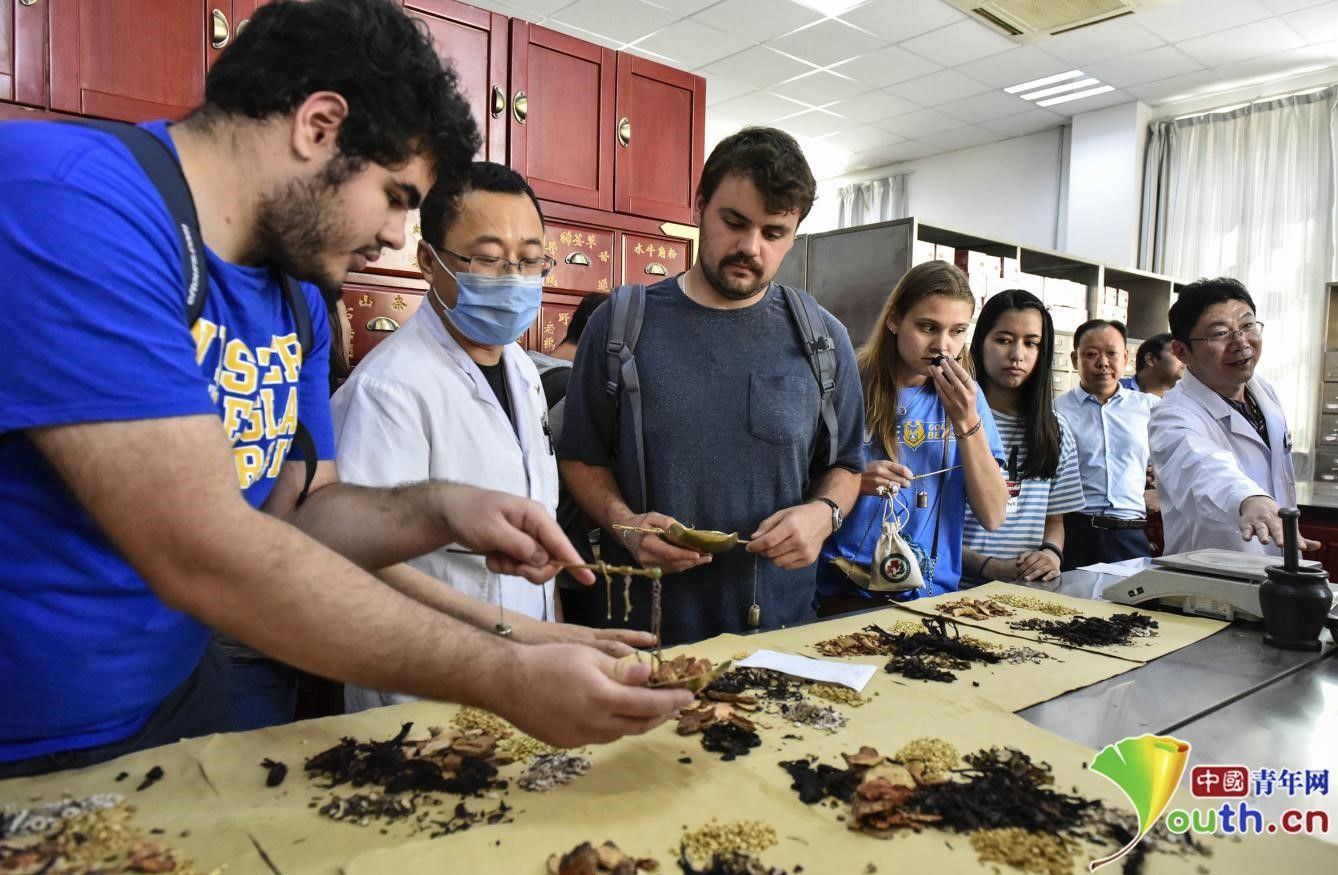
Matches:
[1101,549,1338,622]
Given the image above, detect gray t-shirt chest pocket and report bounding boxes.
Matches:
[748,373,813,446]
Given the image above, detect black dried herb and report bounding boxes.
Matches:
[908,747,1098,833]
[1009,613,1157,648]
[700,722,761,761]
[136,765,164,791]
[114,772,129,782]
[779,759,861,805]
[426,799,514,838]
[887,656,957,682]
[261,758,288,787]
[679,849,789,875]
[706,667,804,701]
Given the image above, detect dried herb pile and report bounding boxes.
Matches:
[520,753,592,792]
[677,850,791,875]
[882,620,1003,683]
[935,597,1014,620]
[548,840,659,874]
[1,796,200,874]
[677,819,777,864]
[650,655,731,692]
[1009,612,1158,648]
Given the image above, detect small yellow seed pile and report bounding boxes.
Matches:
[969,827,1075,875]
[893,737,960,777]
[678,819,777,863]
[990,594,1080,618]
[808,683,868,707]
[450,707,556,761]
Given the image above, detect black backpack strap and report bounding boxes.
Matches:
[279,274,318,507]
[780,284,839,467]
[604,284,648,511]
[70,120,207,326]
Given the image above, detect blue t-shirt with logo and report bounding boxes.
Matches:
[0,120,335,762]
[817,384,1003,601]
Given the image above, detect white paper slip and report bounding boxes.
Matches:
[736,649,878,692]
[1079,561,1144,578]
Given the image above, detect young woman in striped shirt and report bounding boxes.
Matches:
[961,290,1085,585]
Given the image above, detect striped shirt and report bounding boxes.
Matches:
[961,409,1085,585]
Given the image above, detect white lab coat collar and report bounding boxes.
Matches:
[1178,369,1284,453]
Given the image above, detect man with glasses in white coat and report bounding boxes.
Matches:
[1150,277,1319,555]
[333,163,651,711]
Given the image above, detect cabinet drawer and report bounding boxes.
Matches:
[545,223,614,294]
[344,287,424,364]
[621,233,689,286]
[1320,415,1338,445]
[534,290,587,355]
[1326,350,1338,382]
[1053,332,1074,356]
[1322,383,1338,414]
[1316,449,1338,478]
[1051,351,1070,373]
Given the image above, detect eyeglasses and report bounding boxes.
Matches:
[1187,321,1264,346]
[440,246,556,278]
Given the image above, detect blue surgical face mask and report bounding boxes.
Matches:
[426,244,543,346]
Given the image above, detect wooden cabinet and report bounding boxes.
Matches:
[544,221,614,295]
[508,22,615,212]
[405,0,508,162]
[49,0,216,121]
[1,0,46,108]
[614,53,704,226]
[620,231,688,287]
[531,289,586,355]
[342,282,425,365]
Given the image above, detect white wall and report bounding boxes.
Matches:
[806,129,1065,250]
[1063,101,1150,269]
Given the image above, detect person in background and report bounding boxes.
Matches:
[332,163,651,714]
[1055,319,1159,568]
[528,292,608,441]
[330,299,354,393]
[559,127,865,644]
[1120,332,1182,397]
[816,260,1008,612]
[1150,277,1319,556]
[0,0,692,778]
[961,290,1085,586]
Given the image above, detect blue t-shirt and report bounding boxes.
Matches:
[817,384,1004,600]
[0,120,335,762]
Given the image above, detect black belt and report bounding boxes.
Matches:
[1075,513,1146,531]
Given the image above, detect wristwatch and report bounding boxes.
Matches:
[813,497,843,533]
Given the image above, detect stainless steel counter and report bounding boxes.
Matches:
[1297,480,1338,510]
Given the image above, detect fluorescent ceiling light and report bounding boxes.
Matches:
[1036,85,1116,107]
[1021,77,1100,101]
[1004,70,1085,94]
[792,0,870,15]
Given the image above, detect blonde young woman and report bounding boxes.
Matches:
[816,261,1008,613]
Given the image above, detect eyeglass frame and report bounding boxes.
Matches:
[1186,321,1265,346]
[437,245,556,278]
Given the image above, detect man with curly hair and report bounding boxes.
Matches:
[0,0,691,777]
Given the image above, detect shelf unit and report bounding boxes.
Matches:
[1314,283,1338,482]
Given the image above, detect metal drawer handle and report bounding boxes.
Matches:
[617,117,631,147]
[211,9,231,49]
[644,262,666,276]
[564,251,591,267]
[366,316,400,332]
[491,84,506,119]
[512,91,528,124]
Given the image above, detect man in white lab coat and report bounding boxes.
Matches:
[333,163,649,710]
[1150,277,1319,556]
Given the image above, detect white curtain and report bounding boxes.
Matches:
[1140,86,1338,455]
[836,174,910,228]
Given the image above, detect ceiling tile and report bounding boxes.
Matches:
[886,69,992,105]
[646,0,717,12]
[542,21,624,49]
[938,90,1034,124]
[621,44,677,64]
[768,18,889,68]
[704,76,756,106]
[979,107,1067,138]
[1179,19,1307,67]
[857,139,938,165]
[690,0,823,43]
[711,90,812,124]
[1042,17,1165,67]
[1261,0,1330,11]
[1283,0,1338,42]
[828,45,943,88]
[770,70,872,106]
[630,20,756,70]
[1084,46,1206,89]
[954,46,1074,89]
[825,88,921,124]
[838,0,965,44]
[830,124,905,152]
[919,125,1005,152]
[699,45,818,89]
[775,109,858,138]
[879,107,962,138]
[549,0,679,44]
[1038,87,1136,117]
[1124,69,1227,105]
[1134,0,1273,42]
[1209,39,1338,82]
[472,0,575,17]
[900,19,1017,66]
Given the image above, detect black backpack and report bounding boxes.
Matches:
[74,120,319,504]
[603,281,840,510]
